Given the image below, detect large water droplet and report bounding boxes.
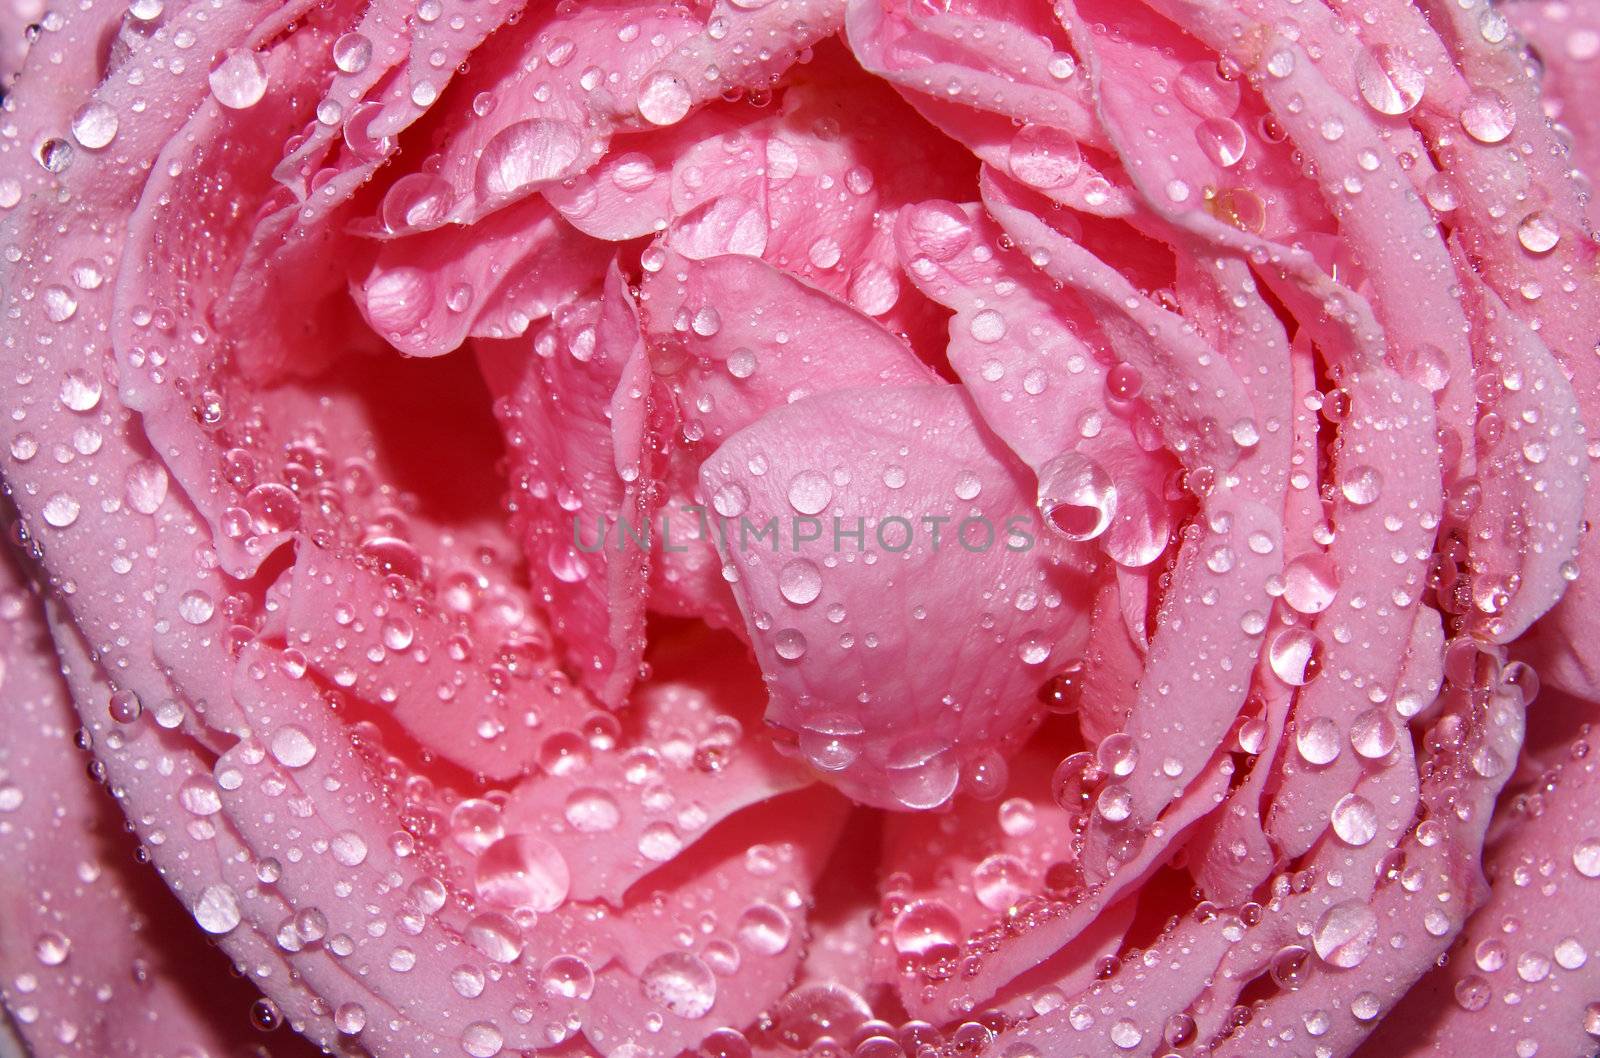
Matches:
[70,102,119,149]
[477,119,582,199]
[270,725,317,768]
[1195,117,1247,167]
[641,952,717,1018]
[892,900,962,957]
[779,559,822,605]
[1460,92,1516,144]
[1312,901,1378,968]
[1283,553,1338,614]
[475,834,571,913]
[903,201,973,261]
[1008,124,1082,189]
[1517,211,1561,255]
[638,71,692,126]
[1355,46,1424,115]
[1340,465,1382,506]
[1270,627,1324,686]
[194,884,242,934]
[209,51,269,109]
[1330,793,1378,846]
[787,470,833,515]
[1037,452,1116,541]
[736,902,792,955]
[1295,716,1341,766]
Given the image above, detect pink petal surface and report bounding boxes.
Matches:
[700,384,1097,810]
[5,1,1600,1057]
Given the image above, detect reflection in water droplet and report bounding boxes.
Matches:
[1037,452,1117,541]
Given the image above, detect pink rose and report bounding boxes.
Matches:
[2,0,1599,1056]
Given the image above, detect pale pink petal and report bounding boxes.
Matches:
[700,384,1098,810]
[354,195,610,357]
[493,264,659,706]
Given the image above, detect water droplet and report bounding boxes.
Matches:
[1283,553,1338,613]
[1517,211,1560,255]
[564,787,620,832]
[1573,837,1600,877]
[180,776,223,816]
[70,102,118,149]
[1109,1021,1143,1050]
[1350,708,1398,759]
[1461,92,1516,144]
[1295,716,1341,765]
[42,493,80,528]
[462,1021,504,1057]
[641,952,717,1018]
[1007,124,1082,189]
[1355,47,1424,115]
[1454,974,1491,1011]
[779,559,822,605]
[1330,793,1378,846]
[1312,901,1378,967]
[736,902,792,955]
[194,884,242,934]
[1340,465,1382,506]
[904,201,973,261]
[270,725,317,768]
[464,912,525,963]
[1195,117,1247,167]
[525,957,588,1008]
[209,50,269,109]
[638,821,684,861]
[1037,452,1116,541]
[787,470,832,515]
[43,285,79,324]
[973,854,1029,911]
[333,32,373,74]
[892,900,961,957]
[335,1002,367,1035]
[477,119,582,198]
[330,830,368,867]
[968,308,1006,344]
[638,71,692,126]
[1270,626,1324,686]
[125,461,169,515]
[475,834,570,912]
